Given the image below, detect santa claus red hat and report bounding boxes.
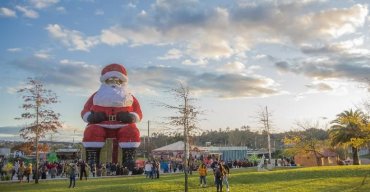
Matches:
[100,63,128,83]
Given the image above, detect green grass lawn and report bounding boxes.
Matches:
[1,165,370,192]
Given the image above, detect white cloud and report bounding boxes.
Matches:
[56,6,65,13]
[0,7,17,17]
[30,0,59,9]
[59,59,86,65]
[185,37,234,60]
[130,66,282,98]
[15,5,39,19]
[7,48,22,52]
[8,57,100,90]
[34,52,51,59]
[138,10,147,17]
[6,82,29,94]
[217,61,246,74]
[46,24,100,51]
[157,49,183,60]
[100,27,127,46]
[103,1,368,62]
[182,59,208,66]
[305,82,333,92]
[127,3,136,8]
[95,9,104,15]
[295,4,368,39]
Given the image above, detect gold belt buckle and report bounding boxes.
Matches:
[108,115,116,121]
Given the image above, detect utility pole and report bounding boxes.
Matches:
[147,120,150,160]
[254,135,257,150]
[72,129,76,146]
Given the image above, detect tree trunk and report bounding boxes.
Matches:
[313,151,322,166]
[352,146,360,165]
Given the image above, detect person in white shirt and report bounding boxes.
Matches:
[144,161,152,178]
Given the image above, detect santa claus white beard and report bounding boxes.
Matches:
[93,84,132,107]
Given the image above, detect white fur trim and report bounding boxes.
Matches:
[93,84,133,107]
[83,142,105,148]
[100,71,128,83]
[130,112,141,123]
[82,112,91,123]
[119,142,140,148]
[96,123,129,129]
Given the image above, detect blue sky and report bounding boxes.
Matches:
[0,0,369,142]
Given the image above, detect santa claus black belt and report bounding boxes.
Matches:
[108,114,117,121]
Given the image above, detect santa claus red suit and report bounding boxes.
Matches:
[81,63,142,153]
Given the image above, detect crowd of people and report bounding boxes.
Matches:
[3,155,295,191]
[0,159,145,185]
[197,159,230,192]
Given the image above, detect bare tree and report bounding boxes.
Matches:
[15,78,62,184]
[157,83,201,192]
[255,106,273,163]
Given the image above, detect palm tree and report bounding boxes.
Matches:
[329,109,367,165]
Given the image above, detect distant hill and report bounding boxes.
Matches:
[0,126,22,141]
[0,126,83,143]
[0,126,21,134]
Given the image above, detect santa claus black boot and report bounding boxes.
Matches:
[122,148,136,171]
[85,148,101,165]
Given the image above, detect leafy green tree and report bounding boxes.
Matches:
[329,109,368,165]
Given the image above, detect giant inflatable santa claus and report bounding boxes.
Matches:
[81,63,142,170]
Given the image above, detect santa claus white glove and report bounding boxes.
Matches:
[117,112,136,123]
[87,111,107,123]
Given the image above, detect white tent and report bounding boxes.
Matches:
[151,141,207,159]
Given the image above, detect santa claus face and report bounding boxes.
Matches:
[93,81,132,107]
[105,77,125,88]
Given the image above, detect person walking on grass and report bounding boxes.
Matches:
[12,161,19,180]
[18,162,25,183]
[214,163,225,192]
[24,163,32,183]
[144,161,152,178]
[221,160,230,192]
[198,162,207,187]
[68,163,77,188]
[79,160,88,180]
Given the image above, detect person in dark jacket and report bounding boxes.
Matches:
[79,160,88,180]
[214,163,225,192]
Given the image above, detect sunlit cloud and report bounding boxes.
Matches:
[130,66,282,98]
[305,82,333,92]
[30,0,59,9]
[100,27,127,46]
[7,48,22,52]
[0,7,17,17]
[7,57,100,91]
[157,49,183,60]
[46,24,99,51]
[15,5,39,19]
[34,50,52,59]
